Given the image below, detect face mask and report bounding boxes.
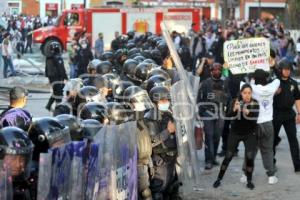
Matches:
[133,103,146,112]
[82,44,87,49]
[158,103,170,111]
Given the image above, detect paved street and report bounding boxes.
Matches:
[1,48,300,199]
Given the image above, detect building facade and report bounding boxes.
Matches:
[0,0,287,20]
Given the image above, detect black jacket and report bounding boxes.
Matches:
[45,54,68,83]
[227,98,259,135]
[274,77,300,120]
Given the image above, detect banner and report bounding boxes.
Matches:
[223,38,270,74]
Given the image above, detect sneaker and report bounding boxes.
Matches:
[268,176,278,184]
[240,174,247,183]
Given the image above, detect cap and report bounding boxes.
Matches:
[205,51,214,59]
[9,86,28,101]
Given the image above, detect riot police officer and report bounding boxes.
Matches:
[27,117,71,164]
[45,42,68,111]
[144,86,180,199]
[0,127,35,200]
[273,58,300,172]
[123,86,154,200]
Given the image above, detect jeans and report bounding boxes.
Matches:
[203,118,224,163]
[2,56,16,78]
[69,63,78,79]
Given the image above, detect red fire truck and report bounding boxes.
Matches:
[32,8,204,56]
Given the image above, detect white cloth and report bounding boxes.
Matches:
[241,79,280,124]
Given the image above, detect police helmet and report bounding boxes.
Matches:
[135,62,155,82]
[55,114,83,141]
[149,86,171,104]
[278,58,293,70]
[101,51,114,62]
[53,102,72,116]
[81,119,102,141]
[0,127,33,177]
[146,75,171,93]
[96,61,113,75]
[105,102,128,125]
[123,86,154,111]
[28,117,70,161]
[123,59,139,78]
[79,102,108,124]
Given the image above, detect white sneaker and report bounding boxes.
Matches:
[240,174,247,183]
[268,176,278,184]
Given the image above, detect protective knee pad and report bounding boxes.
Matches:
[141,188,152,200]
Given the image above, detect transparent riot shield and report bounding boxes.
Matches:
[93,122,138,200]
[114,121,138,200]
[170,80,200,196]
[68,141,87,200]
[0,161,13,200]
[85,143,101,200]
[93,125,114,199]
[37,152,53,200]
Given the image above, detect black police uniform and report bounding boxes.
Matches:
[45,51,68,110]
[144,109,179,199]
[273,77,300,171]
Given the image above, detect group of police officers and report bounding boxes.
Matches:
[0,32,183,200]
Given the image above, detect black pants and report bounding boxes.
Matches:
[217,132,257,182]
[221,120,231,152]
[273,117,300,170]
[46,81,64,110]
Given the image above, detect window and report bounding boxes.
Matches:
[64,13,80,26]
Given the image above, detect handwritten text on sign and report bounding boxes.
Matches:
[223,38,270,74]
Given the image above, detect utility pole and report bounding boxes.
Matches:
[221,0,228,27]
[258,0,261,19]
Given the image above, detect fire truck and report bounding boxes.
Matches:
[32,8,203,56]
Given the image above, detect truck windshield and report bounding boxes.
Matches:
[63,13,80,26]
[54,16,62,26]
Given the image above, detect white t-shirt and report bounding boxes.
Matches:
[241,79,280,124]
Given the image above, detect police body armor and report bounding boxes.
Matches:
[144,109,179,200]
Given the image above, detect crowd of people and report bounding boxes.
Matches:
[0,13,58,78]
[0,17,300,200]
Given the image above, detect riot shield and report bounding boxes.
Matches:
[0,161,13,200]
[37,141,87,199]
[37,152,52,200]
[170,80,200,196]
[68,141,86,200]
[93,121,138,200]
[160,22,196,106]
[85,143,101,200]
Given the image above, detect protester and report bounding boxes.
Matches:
[241,69,280,184]
[2,32,16,78]
[94,32,104,59]
[0,86,32,131]
[198,63,230,170]
[213,84,259,190]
